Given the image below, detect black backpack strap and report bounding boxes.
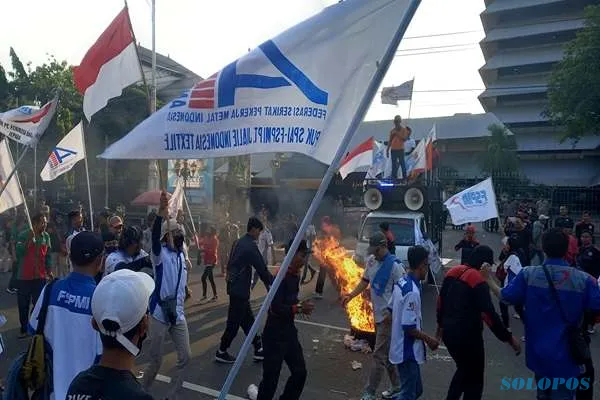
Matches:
[542,266,570,326]
[36,279,57,335]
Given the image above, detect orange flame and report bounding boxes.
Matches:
[312,237,375,333]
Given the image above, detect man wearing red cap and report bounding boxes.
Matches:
[454,225,479,266]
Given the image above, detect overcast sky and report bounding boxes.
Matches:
[0,0,486,120]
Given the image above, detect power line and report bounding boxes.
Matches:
[402,30,482,40]
[396,43,479,52]
[394,47,480,57]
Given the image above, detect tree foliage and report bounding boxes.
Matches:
[479,124,519,178]
[0,48,151,209]
[547,5,600,140]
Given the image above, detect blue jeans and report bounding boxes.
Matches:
[535,375,575,400]
[395,360,423,400]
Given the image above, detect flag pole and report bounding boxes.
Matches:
[217,1,421,397]
[183,190,197,237]
[81,122,95,231]
[407,75,415,119]
[123,0,162,193]
[5,141,32,230]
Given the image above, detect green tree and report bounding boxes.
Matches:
[479,124,519,178]
[547,5,600,140]
[0,64,9,109]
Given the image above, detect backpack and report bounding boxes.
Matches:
[4,280,56,400]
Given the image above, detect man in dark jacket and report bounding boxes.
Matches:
[255,239,314,400]
[437,245,521,400]
[216,217,273,364]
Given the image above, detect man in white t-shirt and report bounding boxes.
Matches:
[499,237,525,329]
[389,246,439,400]
[343,232,405,400]
[29,232,104,400]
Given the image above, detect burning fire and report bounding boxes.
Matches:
[312,237,375,333]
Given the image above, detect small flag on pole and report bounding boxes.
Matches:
[168,177,185,218]
[0,94,59,147]
[40,122,86,181]
[444,178,499,225]
[381,79,414,105]
[73,7,142,121]
[0,139,25,214]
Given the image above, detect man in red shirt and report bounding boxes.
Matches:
[200,227,219,301]
[14,213,52,338]
[563,226,579,266]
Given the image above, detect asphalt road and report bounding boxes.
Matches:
[0,225,598,399]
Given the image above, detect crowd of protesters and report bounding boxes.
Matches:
[1,191,600,400]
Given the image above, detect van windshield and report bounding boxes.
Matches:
[360,217,415,246]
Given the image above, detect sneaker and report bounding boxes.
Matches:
[200,295,207,301]
[521,336,526,342]
[215,350,236,364]
[6,288,17,295]
[18,331,29,339]
[247,384,259,400]
[136,370,144,379]
[253,347,265,361]
[210,295,218,302]
[587,327,595,335]
[382,388,401,399]
[513,313,520,319]
[313,292,323,299]
[360,393,377,400]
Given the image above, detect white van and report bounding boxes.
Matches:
[354,210,429,266]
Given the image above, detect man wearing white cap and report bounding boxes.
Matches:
[142,191,191,398]
[67,269,155,399]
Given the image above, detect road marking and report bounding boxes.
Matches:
[296,319,350,332]
[155,374,246,400]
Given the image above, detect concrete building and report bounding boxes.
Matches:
[478,0,600,186]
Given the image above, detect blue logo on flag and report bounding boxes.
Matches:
[49,147,77,167]
[178,40,328,110]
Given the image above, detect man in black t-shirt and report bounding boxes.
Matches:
[67,269,155,400]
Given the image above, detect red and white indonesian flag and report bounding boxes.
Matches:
[40,122,86,181]
[339,137,374,179]
[0,139,25,214]
[99,0,419,165]
[0,95,59,146]
[73,7,142,121]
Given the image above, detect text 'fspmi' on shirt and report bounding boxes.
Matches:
[29,272,102,400]
[389,274,425,365]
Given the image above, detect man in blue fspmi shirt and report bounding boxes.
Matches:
[484,228,600,400]
[389,246,439,400]
[29,231,104,400]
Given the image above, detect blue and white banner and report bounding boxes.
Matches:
[444,178,499,225]
[99,0,417,165]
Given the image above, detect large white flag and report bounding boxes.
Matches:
[40,122,86,181]
[0,139,25,214]
[0,94,59,146]
[444,178,499,225]
[100,0,418,165]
